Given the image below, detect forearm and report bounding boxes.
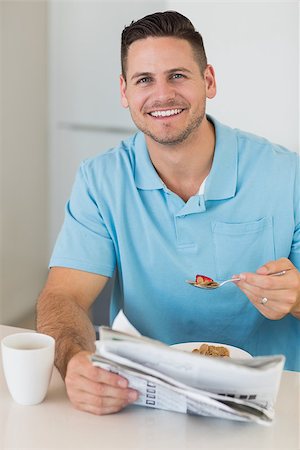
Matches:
[36,290,96,379]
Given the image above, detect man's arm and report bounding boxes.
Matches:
[36,267,138,414]
[36,267,105,378]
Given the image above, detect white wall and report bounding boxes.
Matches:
[0,1,48,324]
[169,1,299,152]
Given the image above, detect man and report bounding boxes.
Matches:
[37,11,300,415]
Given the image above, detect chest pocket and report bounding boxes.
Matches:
[212,216,275,280]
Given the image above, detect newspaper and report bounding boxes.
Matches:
[91,326,285,425]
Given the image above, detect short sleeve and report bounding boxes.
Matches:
[49,161,116,277]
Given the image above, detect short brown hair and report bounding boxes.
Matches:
[121,11,207,80]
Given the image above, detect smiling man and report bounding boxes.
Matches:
[37,11,300,416]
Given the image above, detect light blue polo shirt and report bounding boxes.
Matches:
[50,116,300,371]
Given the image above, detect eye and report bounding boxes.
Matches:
[171,73,185,80]
[136,77,152,85]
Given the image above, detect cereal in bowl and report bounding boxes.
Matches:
[192,343,230,358]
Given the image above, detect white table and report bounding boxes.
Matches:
[1,325,299,450]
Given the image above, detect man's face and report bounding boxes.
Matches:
[120,36,216,146]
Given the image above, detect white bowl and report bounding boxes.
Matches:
[171,342,252,359]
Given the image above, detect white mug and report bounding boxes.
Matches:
[1,332,55,405]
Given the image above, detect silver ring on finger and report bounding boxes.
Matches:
[260,297,268,305]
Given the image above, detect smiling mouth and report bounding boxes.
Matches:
[148,108,184,118]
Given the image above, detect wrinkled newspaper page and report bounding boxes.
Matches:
[91,327,285,425]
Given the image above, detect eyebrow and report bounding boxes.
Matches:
[130,67,193,81]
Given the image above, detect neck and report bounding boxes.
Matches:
[145,117,215,202]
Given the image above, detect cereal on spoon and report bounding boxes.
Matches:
[193,275,219,288]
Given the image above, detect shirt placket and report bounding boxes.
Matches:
[165,190,207,249]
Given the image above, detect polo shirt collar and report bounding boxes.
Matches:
[134,132,164,190]
[133,115,238,200]
[204,115,238,201]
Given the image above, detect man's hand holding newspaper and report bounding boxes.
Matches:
[91,324,285,425]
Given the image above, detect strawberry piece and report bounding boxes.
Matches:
[195,274,214,284]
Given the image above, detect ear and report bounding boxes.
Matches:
[204,65,217,99]
[120,75,129,108]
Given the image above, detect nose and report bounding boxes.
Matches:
[153,79,176,103]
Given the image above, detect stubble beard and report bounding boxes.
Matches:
[131,108,206,146]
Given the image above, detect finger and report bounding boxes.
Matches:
[72,389,137,409]
[240,286,280,318]
[90,366,130,388]
[240,285,293,318]
[68,354,129,389]
[238,279,291,304]
[237,270,291,291]
[75,399,127,416]
[255,257,294,275]
[69,375,138,402]
[82,404,126,415]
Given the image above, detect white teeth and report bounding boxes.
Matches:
[150,109,183,117]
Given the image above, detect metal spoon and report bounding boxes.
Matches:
[186,277,240,289]
[186,270,290,290]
